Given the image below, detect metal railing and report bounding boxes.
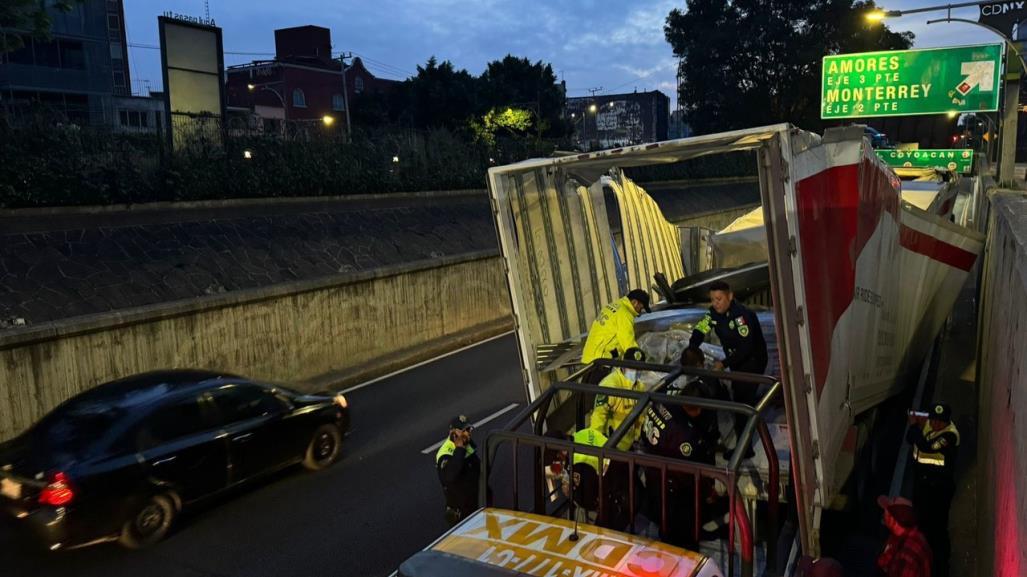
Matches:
[481,358,781,577]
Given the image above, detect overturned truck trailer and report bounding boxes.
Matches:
[486,124,984,556]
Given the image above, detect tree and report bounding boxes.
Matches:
[478,55,570,138]
[399,57,480,131]
[665,0,913,134]
[1,0,83,54]
[470,106,534,146]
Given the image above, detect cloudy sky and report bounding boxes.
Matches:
[123,1,998,107]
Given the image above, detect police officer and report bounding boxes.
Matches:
[907,401,960,577]
[640,379,719,549]
[436,415,481,526]
[581,289,651,383]
[687,280,767,459]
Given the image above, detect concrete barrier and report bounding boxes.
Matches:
[0,251,513,442]
[975,190,1027,577]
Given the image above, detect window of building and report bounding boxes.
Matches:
[6,38,34,65]
[113,71,126,89]
[59,40,85,69]
[332,93,345,111]
[354,76,364,94]
[292,88,306,108]
[107,13,120,30]
[119,110,150,129]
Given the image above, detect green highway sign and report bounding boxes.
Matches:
[876,148,975,173]
[822,44,1003,119]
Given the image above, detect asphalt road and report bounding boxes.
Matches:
[0,333,526,577]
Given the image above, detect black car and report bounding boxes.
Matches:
[0,370,350,550]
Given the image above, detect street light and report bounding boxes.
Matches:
[865,9,901,22]
[588,104,597,113]
[322,114,335,127]
[247,81,288,124]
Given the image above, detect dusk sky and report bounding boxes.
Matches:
[124,1,996,107]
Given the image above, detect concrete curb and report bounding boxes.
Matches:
[0,249,500,350]
[299,317,515,392]
[0,189,488,217]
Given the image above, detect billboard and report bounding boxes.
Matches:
[822,44,1003,119]
[159,14,226,151]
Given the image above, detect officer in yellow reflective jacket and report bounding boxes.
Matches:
[581,289,651,383]
[907,401,960,577]
[590,356,647,451]
[436,415,481,526]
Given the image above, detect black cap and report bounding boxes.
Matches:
[930,402,952,422]
[623,347,647,362]
[449,415,472,430]
[626,289,651,313]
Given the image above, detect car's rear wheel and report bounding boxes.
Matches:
[119,494,176,549]
[303,424,342,471]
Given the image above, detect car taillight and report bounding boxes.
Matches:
[39,472,74,506]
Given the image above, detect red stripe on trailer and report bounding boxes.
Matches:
[899,225,977,271]
[795,164,859,398]
[795,155,900,398]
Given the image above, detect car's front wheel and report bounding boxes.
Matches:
[119,493,176,549]
[303,424,342,471]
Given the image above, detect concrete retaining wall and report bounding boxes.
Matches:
[975,190,1027,577]
[0,251,513,443]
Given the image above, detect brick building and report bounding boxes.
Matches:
[225,25,399,132]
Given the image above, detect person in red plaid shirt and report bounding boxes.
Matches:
[876,495,932,577]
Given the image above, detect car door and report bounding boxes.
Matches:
[207,384,297,484]
[135,394,229,502]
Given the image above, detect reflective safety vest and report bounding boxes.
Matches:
[912,421,959,467]
[572,427,609,475]
[436,438,475,465]
[590,369,645,451]
[581,297,640,364]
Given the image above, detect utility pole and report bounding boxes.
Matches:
[585,87,602,150]
[338,52,353,139]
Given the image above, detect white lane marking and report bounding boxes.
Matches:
[420,402,520,455]
[338,330,515,396]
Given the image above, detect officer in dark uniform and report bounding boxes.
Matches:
[907,401,960,577]
[436,415,481,526]
[640,379,720,549]
[687,280,767,459]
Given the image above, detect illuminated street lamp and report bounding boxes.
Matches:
[588,104,597,113]
[392,155,400,163]
[322,114,335,127]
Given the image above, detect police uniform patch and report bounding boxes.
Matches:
[934,405,944,415]
[680,442,693,457]
[729,320,736,329]
[739,325,750,337]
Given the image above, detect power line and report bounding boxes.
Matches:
[127,42,275,56]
